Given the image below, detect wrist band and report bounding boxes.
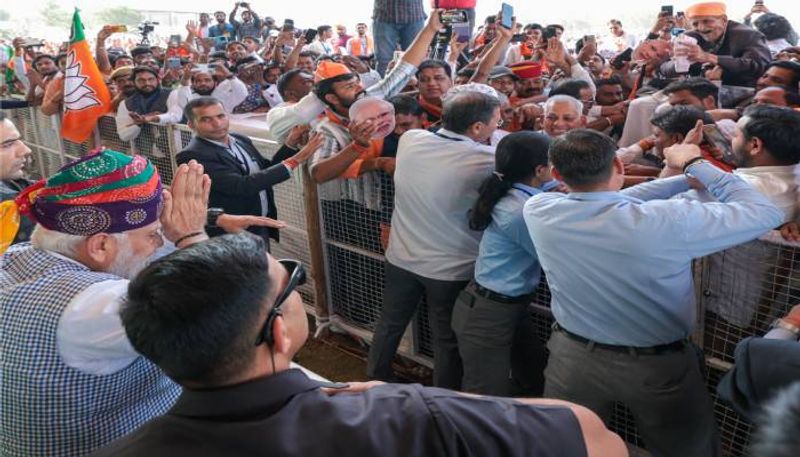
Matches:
[175,231,205,247]
[605,117,613,128]
[682,156,707,173]
[351,141,370,154]
[283,158,300,170]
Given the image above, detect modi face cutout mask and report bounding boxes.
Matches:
[349,97,396,140]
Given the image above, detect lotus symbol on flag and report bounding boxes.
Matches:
[63,50,101,112]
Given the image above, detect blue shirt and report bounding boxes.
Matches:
[475,184,541,297]
[523,163,783,346]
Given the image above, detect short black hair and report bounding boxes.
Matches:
[741,105,800,165]
[650,105,713,136]
[547,24,564,32]
[131,66,160,81]
[663,77,719,104]
[277,68,308,98]
[314,72,358,107]
[130,46,152,58]
[442,91,500,134]
[121,234,272,386]
[184,96,224,124]
[416,59,452,79]
[524,23,543,31]
[32,54,56,67]
[765,61,800,90]
[549,79,591,99]
[549,129,617,188]
[754,13,798,45]
[595,76,623,90]
[750,381,800,457]
[317,25,332,35]
[388,94,423,116]
[298,50,318,59]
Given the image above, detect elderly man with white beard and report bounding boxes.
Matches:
[0,151,213,457]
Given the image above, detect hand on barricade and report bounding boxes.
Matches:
[160,160,210,244]
[217,214,287,233]
[780,222,800,243]
[286,124,311,150]
[292,132,325,163]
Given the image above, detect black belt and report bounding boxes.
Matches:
[553,323,687,356]
[470,281,532,305]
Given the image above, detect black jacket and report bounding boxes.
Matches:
[660,20,771,88]
[717,336,800,421]
[176,133,295,241]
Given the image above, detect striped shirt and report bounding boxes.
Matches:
[372,0,426,24]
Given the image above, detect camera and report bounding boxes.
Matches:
[440,9,468,25]
[137,21,160,46]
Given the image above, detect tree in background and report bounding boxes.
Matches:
[39,1,71,27]
[94,7,144,28]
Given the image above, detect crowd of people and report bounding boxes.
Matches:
[3,0,800,456]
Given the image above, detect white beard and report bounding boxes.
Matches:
[107,235,152,280]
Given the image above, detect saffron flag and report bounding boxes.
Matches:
[61,9,111,143]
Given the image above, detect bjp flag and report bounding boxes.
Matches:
[61,9,111,143]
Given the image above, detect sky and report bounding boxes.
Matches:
[3,0,800,41]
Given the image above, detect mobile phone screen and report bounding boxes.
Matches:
[501,3,513,29]
[702,125,736,164]
[452,23,471,43]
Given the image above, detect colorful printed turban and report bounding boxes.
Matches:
[1,149,162,249]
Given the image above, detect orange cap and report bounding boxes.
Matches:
[509,61,543,79]
[314,61,353,83]
[685,2,727,17]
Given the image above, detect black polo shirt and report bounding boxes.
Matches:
[92,369,587,457]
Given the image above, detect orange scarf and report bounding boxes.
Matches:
[348,36,374,57]
[324,110,384,179]
[417,96,442,129]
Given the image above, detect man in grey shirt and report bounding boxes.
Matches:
[368,87,501,389]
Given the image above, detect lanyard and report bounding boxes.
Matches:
[434,132,465,142]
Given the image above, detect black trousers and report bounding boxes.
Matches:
[451,282,546,397]
[544,329,720,457]
[367,261,467,389]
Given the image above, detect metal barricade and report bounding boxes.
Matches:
[9,104,790,457]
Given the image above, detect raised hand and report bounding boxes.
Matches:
[160,160,210,245]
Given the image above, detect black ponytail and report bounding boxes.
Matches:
[468,132,552,231]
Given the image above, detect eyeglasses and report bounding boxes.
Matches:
[255,259,307,346]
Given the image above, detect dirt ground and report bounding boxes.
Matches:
[294,317,432,384]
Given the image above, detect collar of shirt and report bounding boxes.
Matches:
[168,369,323,418]
[566,190,634,202]
[205,135,235,149]
[734,164,798,179]
[435,129,479,144]
[512,183,539,197]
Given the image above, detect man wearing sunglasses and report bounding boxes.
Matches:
[94,233,625,457]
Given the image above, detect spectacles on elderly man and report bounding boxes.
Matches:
[255,259,307,346]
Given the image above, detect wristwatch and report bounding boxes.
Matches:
[207,207,225,228]
[770,318,800,336]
